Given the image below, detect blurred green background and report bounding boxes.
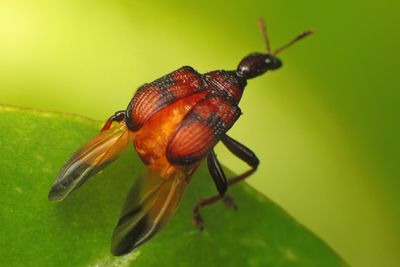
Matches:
[0,0,399,266]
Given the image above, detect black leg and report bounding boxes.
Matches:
[221,134,259,186]
[207,150,228,196]
[192,134,259,230]
[101,110,126,132]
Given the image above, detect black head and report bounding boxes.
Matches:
[237,53,282,79]
[236,18,314,80]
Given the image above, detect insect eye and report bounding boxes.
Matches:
[266,56,282,70]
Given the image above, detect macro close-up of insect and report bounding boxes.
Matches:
[48,18,313,256]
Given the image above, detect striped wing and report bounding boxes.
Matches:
[48,122,130,201]
[126,66,205,131]
[111,168,189,255]
[166,93,241,165]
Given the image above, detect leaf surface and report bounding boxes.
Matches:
[0,105,347,267]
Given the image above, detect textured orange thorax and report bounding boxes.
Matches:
[132,91,207,178]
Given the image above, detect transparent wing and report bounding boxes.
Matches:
[111,168,189,255]
[48,122,130,201]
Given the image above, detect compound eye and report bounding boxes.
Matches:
[268,57,282,70]
[265,57,272,65]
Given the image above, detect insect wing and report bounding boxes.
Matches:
[48,122,130,201]
[167,94,241,165]
[126,66,205,131]
[111,169,188,255]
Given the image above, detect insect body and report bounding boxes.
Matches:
[48,19,313,256]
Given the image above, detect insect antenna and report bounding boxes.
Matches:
[258,17,271,54]
[273,29,315,56]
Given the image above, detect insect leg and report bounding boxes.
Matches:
[192,195,223,230]
[221,134,259,186]
[192,135,259,230]
[101,110,126,131]
[207,150,228,196]
[192,150,230,229]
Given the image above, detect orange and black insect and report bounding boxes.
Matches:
[48,18,313,256]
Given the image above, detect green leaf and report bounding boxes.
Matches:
[0,105,347,267]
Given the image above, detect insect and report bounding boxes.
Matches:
[48,18,313,256]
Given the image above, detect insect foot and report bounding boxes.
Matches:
[192,210,204,231]
[223,195,238,210]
